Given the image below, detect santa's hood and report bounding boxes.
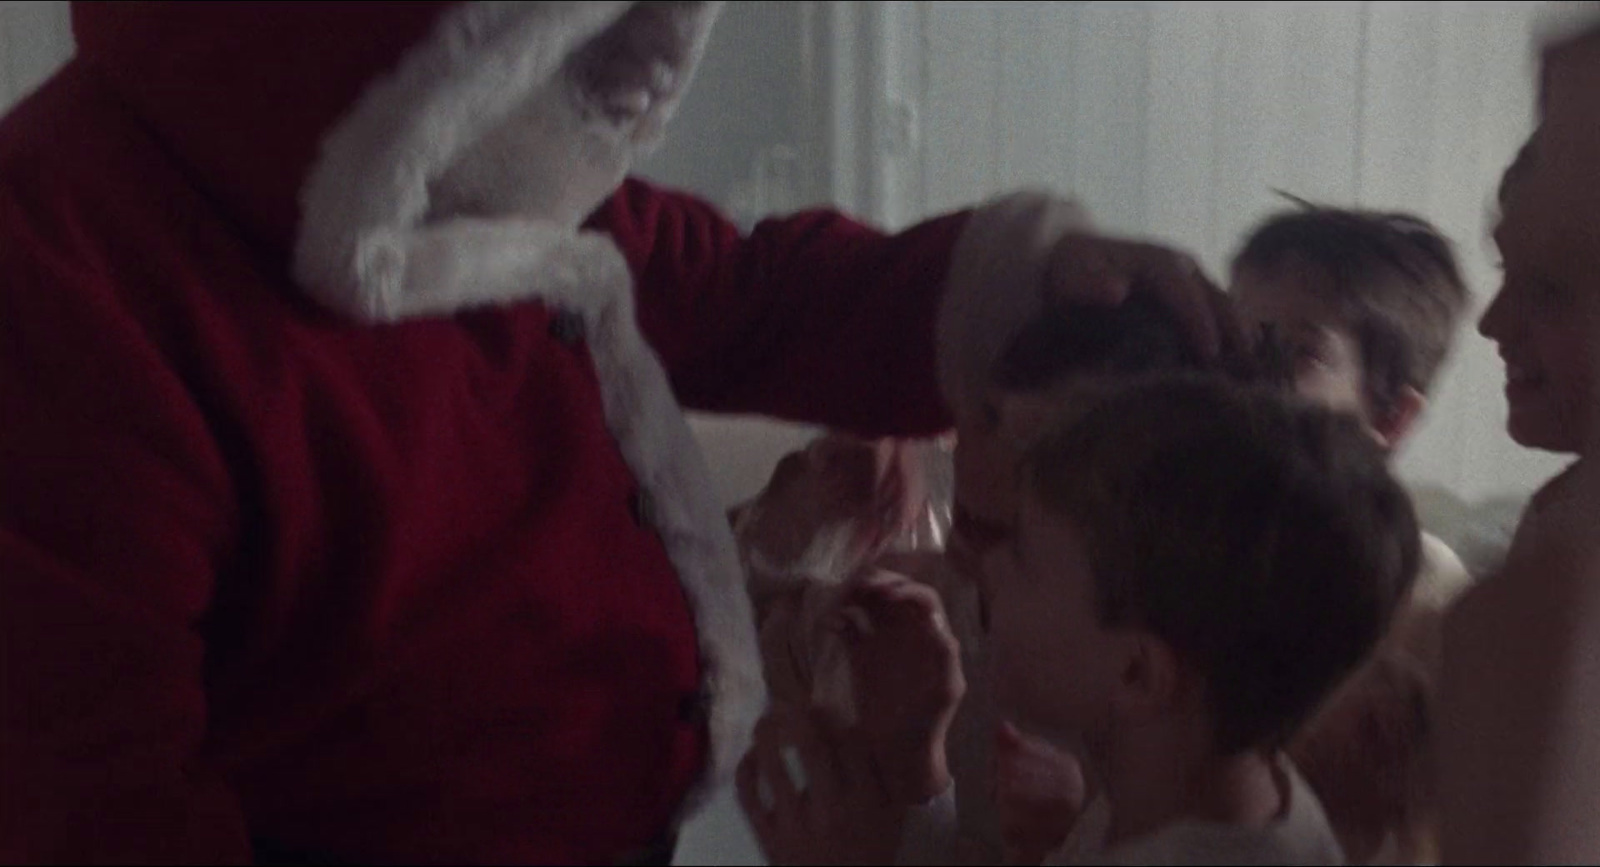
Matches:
[72,1,721,322]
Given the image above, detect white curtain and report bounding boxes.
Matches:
[0,0,70,114]
[858,0,1595,503]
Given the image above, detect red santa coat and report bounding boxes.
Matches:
[0,2,1085,863]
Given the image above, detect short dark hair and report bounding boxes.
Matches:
[1025,376,1420,755]
[991,294,1275,394]
[1232,203,1470,416]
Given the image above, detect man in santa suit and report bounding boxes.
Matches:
[0,2,1233,863]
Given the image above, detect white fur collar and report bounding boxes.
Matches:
[294,0,721,322]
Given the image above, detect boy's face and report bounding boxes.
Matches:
[1232,263,1372,424]
[983,494,1129,748]
[950,382,1105,576]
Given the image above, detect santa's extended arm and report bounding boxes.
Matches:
[592,179,1092,435]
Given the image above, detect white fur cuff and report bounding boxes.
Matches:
[937,192,1093,423]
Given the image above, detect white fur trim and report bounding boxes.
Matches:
[294,0,721,321]
[290,0,762,820]
[543,239,766,820]
[938,192,1094,422]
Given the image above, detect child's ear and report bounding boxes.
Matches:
[1110,633,1186,722]
[1372,386,1427,451]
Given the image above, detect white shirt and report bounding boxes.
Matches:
[1047,758,1345,866]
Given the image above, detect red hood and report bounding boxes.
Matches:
[71,1,722,322]
[73,2,454,258]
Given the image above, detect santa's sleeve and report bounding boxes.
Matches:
[0,215,250,862]
[587,179,1091,436]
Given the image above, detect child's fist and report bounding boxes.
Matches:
[993,721,1089,865]
[837,570,966,804]
[737,709,907,865]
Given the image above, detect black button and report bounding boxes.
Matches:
[630,488,657,529]
[677,686,710,726]
[549,310,585,346]
[616,831,680,867]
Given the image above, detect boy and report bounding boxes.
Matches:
[736,303,1259,864]
[1228,204,1472,863]
[990,376,1419,864]
[1230,203,1471,609]
[742,376,1418,865]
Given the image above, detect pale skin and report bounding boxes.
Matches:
[737,572,964,864]
[1439,25,1600,865]
[1230,262,1425,450]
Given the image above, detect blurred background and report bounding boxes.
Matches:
[4,2,1596,862]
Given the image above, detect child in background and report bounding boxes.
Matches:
[1230,203,1471,609]
[1228,204,1472,863]
[735,296,1229,864]
[985,377,1419,864]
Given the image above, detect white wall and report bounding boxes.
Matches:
[861,0,1584,507]
[635,1,829,518]
[0,0,69,108]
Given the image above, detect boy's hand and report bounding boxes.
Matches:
[837,570,966,804]
[992,721,1089,866]
[737,710,907,866]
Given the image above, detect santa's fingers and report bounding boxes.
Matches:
[1203,278,1250,370]
[1045,235,1223,361]
[1131,255,1227,363]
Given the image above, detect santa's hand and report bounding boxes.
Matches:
[837,570,966,804]
[1044,234,1243,364]
[993,721,1089,866]
[737,710,907,866]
